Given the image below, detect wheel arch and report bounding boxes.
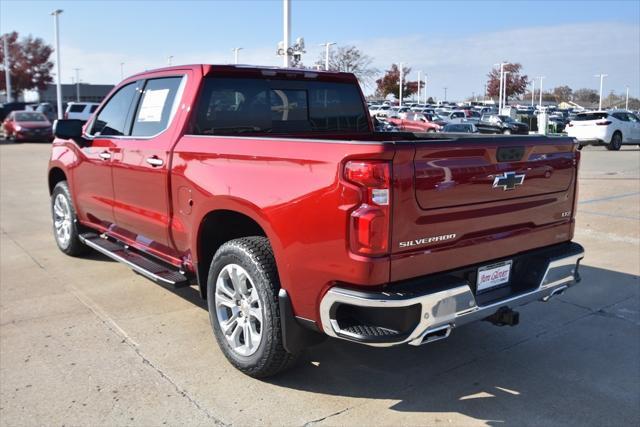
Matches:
[195,208,275,299]
[48,167,67,195]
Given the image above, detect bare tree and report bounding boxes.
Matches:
[314,45,378,85]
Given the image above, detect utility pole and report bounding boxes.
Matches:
[626,86,629,110]
[73,68,81,101]
[283,0,291,67]
[398,63,403,107]
[484,83,487,103]
[167,56,173,66]
[233,47,243,64]
[51,9,64,119]
[537,76,546,108]
[319,42,335,71]
[593,74,607,110]
[120,62,124,80]
[443,87,448,102]
[2,34,12,103]
[417,70,421,103]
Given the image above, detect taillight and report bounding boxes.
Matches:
[344,161,391,256]
[596,121,611,126]
[63,112,68,119]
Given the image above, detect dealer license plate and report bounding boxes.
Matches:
[477,260,512,292]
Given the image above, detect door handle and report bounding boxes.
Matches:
[99,151,111,160]
[146,156,164,167]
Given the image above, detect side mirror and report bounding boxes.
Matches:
[53,119,89,146]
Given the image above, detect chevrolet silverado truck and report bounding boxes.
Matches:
[48,64,584,378]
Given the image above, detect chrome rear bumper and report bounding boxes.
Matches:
[319,243,584,347]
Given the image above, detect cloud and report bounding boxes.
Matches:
[54,22,639,101]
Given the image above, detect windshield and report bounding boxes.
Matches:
[14,112,47,122]
[193,77,370,135]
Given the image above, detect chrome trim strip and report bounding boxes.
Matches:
[182,134,394,145]
[79,235,175,285]
[319,248,584,347]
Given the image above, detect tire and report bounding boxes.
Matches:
[207,236,297,378]
[502,129,512,135]
[607,132,622,151]
[51,181,90,256]
[427,128,436,133]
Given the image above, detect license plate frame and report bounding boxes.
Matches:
[476,260,512,292]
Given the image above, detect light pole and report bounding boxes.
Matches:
[443,87,448,102]
[2,34,12,103]
[424,75,428,104]
[537,76,545,108]
[531,80,535,107]
[283,0,291,67]
[233,47,243,64]
[626,86,629,110]
[120,62,124,80]
[502,71,510,112]
[167,55,173,66]
[484,83,487,103]
[398,63,403,107]
[417,70,421,103]
[495,62,508,112]
[594,74,607,110]
[73,68,81,101]
[319,42,335,71]
[51,9,63,119]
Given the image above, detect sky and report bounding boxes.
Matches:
[1,0,639,100]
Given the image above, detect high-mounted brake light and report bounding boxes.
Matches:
[344,161,391,256]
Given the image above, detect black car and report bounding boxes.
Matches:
[477,114,529,135]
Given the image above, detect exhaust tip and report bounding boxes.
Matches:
[418,324,453,345]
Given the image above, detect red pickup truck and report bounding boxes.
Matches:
[48,64,584,378]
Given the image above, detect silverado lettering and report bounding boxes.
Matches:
[399,234,457,248]
[48,64,584,378]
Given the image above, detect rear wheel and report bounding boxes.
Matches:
[502,129,511,135]
[608,132,622,151]
[207,236,297,378]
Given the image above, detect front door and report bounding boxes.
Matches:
[109,74,187,257]
[75,81,140,229]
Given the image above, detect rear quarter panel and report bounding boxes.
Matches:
[170,136,395,320]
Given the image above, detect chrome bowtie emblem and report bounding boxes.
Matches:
[492,171,525,191]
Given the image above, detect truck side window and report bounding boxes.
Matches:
[91,82,138,136]
[131,76,185,137]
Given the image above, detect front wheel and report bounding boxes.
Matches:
[607,132,622,151]
[51,181,90,256]
[207,237,297,378]
[502,129,512,135]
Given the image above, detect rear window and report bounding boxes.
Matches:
[192,77,369,135]
[68,104,86,113]
[574,112,608,121]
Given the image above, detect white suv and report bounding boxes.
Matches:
[567,110,640,150]
[64,102,100,122]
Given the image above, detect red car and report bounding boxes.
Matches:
[2,111,54,142]
[48,64,584,377]
[388,112,441,132]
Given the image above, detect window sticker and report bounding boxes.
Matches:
[137,88,169,122]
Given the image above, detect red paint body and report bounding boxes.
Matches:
[48,65,579,326]
[388,116,441,132]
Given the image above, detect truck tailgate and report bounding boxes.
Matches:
[389,136,578,283]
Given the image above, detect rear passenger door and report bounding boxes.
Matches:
[626,113,640,141]
[109,73,188,256]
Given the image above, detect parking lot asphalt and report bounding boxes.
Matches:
[0,141,638,426]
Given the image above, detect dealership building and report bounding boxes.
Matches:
[37,83,114,104]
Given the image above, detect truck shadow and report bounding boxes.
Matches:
[265,264,639,425]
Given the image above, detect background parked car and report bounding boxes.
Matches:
[442,123,479,133]
[477,114,529,135]
[64,102,100,122]
[388,112,441,132]
[2,111,53,142]
[566,110,640,150]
